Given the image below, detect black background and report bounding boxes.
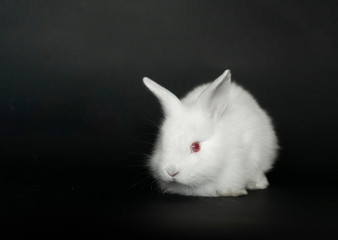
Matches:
[1,1,337,239]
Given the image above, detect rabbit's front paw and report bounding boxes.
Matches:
[216,189,248,197]
[247,175,269,190]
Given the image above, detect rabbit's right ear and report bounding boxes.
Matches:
[196,69,232,121]
[143,77,181,115]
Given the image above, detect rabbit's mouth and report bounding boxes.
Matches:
[163,178,193,188]
[165,181,185,189]
[163,177,179,184]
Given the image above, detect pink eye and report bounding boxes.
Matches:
[191,142,200,153]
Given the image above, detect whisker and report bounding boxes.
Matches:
[128,168,154,190]
[129,175,149,189]
[150,178,160,193]
[141,116,161,128]
[128,137,155,146]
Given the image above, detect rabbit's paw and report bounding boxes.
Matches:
[216,189,248,197]
[247,175,269,190]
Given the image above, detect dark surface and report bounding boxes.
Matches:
[1,1,338,239]
[1,185,337,239]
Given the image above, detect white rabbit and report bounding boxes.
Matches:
[143,70,278,197]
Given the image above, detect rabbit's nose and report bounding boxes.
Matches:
[166,166,179,177]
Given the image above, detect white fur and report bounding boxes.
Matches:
[143,70,278,197]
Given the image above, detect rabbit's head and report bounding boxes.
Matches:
[143,70,231,187]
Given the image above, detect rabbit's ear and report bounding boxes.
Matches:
[143,77,181,115]
[196,70,231,120]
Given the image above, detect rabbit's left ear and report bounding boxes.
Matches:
[196,69,231,120]
[143,77,182,116]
